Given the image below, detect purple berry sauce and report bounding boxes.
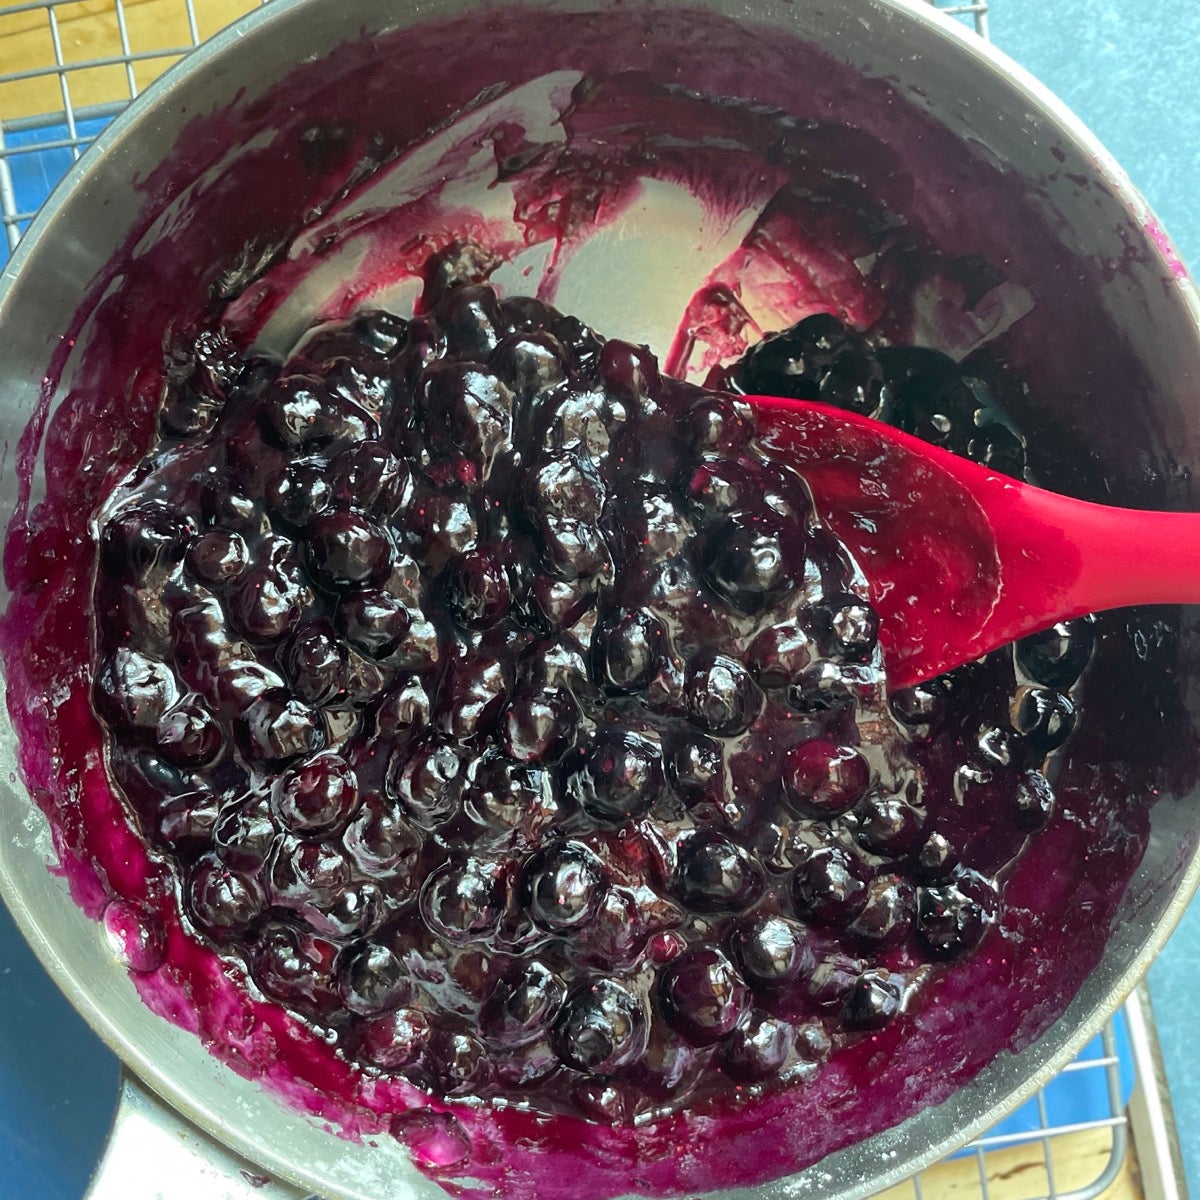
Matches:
[2,7,1194,1199]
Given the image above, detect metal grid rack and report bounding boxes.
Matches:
[0,1,1181,1199]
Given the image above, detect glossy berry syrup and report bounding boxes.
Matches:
[90,261,1085,1128]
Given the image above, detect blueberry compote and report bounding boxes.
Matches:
[91,269,1084,1126]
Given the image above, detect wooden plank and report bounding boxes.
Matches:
[0,0,254,121]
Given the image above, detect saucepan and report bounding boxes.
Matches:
[1,0,1199,1197]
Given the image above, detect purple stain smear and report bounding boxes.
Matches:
[1,7,1196,1200]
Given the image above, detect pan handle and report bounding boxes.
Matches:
[85,1071,318,1200]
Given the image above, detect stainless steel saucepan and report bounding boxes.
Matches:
[1,1,1199,1197]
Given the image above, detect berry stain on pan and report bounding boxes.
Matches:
[2,7,1196,1200]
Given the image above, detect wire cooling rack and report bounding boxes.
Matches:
[0,2,1185,1199]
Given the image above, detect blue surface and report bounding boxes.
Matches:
[1,3,1199,1198]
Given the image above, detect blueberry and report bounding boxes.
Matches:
[186,530,249,585]
[502,687,578,763]
[343,796,423,882]
[597,339,659,401]
[480,962,567,1048]
[252,923,340,1018]
[683,395,753,457]
[746,622,816,690]
[666,734,724,805]
[445,548,512,630]
[230,562,311,642]
[236,689,323,765]
[387,738,466,829]
[699,512,794,614]
[268,837,352,908]
[733,914,813,988]
[915,832,960,882]
[95,648,181,731]
[826,597,879,660]
[213,794,279,871]
[353,309,409,356]
[372,676,432,740]
[490,331,567,399]
[1010,686,1076,757]
[527,452,605,523]
[554,979,648,1074]
[357,1007,431,1070]
[102,502,194,579]
[569,731,665,823]
[721,1014,794,1081]
[847,875,916,948]
[153,788,222,851]
[854,794,928,857]
[272,751,360,835]
[674,833,763,912]
[264,459,332,531]
[844,968,903,1029]
[421,361,513,471]
[306,511,393,589]
[337,942,414,1016]
[186,851,265,939]
[684,653,761,736]
[284,621,350,705]
[659,947,749,1046]
[438,654,510,740]
[916,879,992,959]
[594,608,666,694]
[784,741,870,817]
[1014,769,1056,830]
[420,855,504,944]
[336,590,412,660]
[259,377,374,452]
[156,694,223,767]
[522,840,606,932]
[435,283,505,357]
[683,457,756,524]
[792,844,873,925]
[327,441,407,515]
[890,681,948,730]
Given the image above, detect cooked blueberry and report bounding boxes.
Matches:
[445,548,512,630]
[522,840,606,932]
[264,459,332,530]
[388,738,466,829]
[792,844,872,925]
[746,622,816,689]
[156,694,223,766]
[675,833,763,912]
[439,654,510,740]
[916,879,992,959]
[683,395,752,457]
[594,608,666,694]
[284,621,350,705]
[847,875,916,947]
[357,1007,431,1070]
[251,923,340,1018]
[102,502,193,578]
[154,788,221,850]
[343,796,423,882]
[683,457,756,524]
[490,331,566,398]
[480,962,567,1048]
[1014,769,1056,830]
[554,979,648,1074]
[699,512,794,614]
[186,851,265,939]
[236,690,322,765]
[272,752,360,835]
[336,590,412,659]
[337,942,414,1016]
[436,283,505,357]
[259,377,374,452]
[721,1014,794,1081]
[569,731,665,823]
[666,735,724,805]
[854,794,928,857]
[659,947,749,1046]
[889,681,948,729]
[734,914,813,988]
[186,530,249,585]
[1016,619,1095,689]
[422,361,513,470]
[826,597,879,659]
[327,441,407,515]
[844,969,903,1029]
[307,511,393,589]
[420,856,504,944]
[788,660,856,713]
[502,687,578,763]
[230,563,311,642]
[95,648,180,730]
[213,794,279,871]
[915,832,960,882]
[598,339,659,401]
[1011,686,1076,756]
[784,741,870,817]
[684,653,761,736]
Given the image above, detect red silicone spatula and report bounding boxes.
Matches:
[748,395,1200,689]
